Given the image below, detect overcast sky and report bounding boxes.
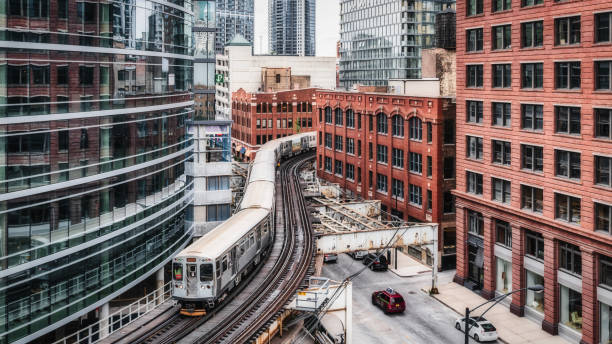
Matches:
[253,0,340,57]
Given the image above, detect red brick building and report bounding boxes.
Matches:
[231,88,317,160]
[454,1,612,343]
[315,91,457,270]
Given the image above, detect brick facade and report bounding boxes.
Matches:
[455,1,612,343]
[314,90,457,270]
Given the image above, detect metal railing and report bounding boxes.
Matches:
[52,281,173,344]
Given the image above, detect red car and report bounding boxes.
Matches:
[371,288,405,314]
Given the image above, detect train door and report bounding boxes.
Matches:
[231,247,237,275]
[256,228,261,250]
[216,260,222,289]
[186,263,198,296]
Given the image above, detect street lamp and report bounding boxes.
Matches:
[463,284,544,344]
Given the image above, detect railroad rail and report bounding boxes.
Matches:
[121,153,315,344]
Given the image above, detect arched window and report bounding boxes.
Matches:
[392,115,404,137]
[325,107,333,124]
[409,116,422,140]
[346,109,355,128]
[377,113,388,134]
[335,108,343,126]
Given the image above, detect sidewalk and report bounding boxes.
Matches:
[430,282,571,344]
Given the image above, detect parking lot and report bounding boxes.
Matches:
[321,253,497,344]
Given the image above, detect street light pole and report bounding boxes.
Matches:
[464,307,470,344]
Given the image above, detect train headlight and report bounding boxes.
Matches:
[175,283,184,289]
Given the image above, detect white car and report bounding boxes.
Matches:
[348,250,368,260]
[455,316,499,342]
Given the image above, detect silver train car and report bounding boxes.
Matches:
[172,132,315,316]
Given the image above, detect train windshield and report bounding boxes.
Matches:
[173,263,183,281]
[200,263,213,282]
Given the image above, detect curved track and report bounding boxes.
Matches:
[122,153,315,344]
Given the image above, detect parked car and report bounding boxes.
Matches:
[348,250,368,260]
[455,316,499,342]
[362,253,388,271]
[323,253,338,263]
[371,288,405,314]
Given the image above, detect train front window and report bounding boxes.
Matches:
[200,264,213,282]
[173,263,183,281]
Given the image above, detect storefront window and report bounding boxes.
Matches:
[560,285,582,332]
[496,258,512,294]
[601,302,612,344]
[526,270,544,313]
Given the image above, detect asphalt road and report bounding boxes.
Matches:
[321,254,494,344]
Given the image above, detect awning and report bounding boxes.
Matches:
[467,234,484,248]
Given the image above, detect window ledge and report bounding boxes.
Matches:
[492,163,512,170]
[593,137,612,143]
[466,122,484,126]
[554,89,582,93]
[593,90,612,94]
[552,132,582,139]
[552,44,582,49]
[554,218,582,228]
[520,169,544,176]
[466,50,484,54]
[491,87,513,91]
[520,88,545,92]
[519,3,545,10]
[593,184,612,192]
[594,42,612,47]
[466,87,484,90]
[553,176,582,185]
[491,48,513,52]
[466,13,485,19]
[491,9,512,15]
[466,157,484,163]
[491,125,512,130]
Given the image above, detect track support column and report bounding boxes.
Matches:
[99,302,110,339]
[156,267,165,305]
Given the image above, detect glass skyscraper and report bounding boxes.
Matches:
[269,0,316,56]
[0,0,194,342]
[215,0,254,54]
[339,0,455,89]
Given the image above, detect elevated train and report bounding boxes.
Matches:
[172,132,315,316]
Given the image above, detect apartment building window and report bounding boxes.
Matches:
[495,220,512,247]
[377,144,388,164]
[492,102,511,127]
[427,156,433,177]
[522,0,542,6]
[521,185,543,213]
[493,64,512,88]
[377,113,388,134]
[467,136,483,160]
[555,106,581,134]
[392,148,404,168]
[595,12,612,43]
[57,65,69,85]
[409,117,422,140]
[467,65,483,88]
[318,132,322,146]
[392,179,404,199]
[335,108,343,126]
[409,152,422,174]
[427,190,433,211]
[324,133,332,148]
[206,176,230,191]
[555,193,581,224]
[467,171,483,195]
[443,157,455,179]
[522,21,543,48]
[79,66,94,85]
[392,115,404,137]
[466,28,483,52]
[325,107,332,123]
[334,160,343,176]
[492,178,511,204]
[596,61,612,90]
[559,242,582,275]
[358,113,362,129]
[492,25,512,50]
[555,16,581,46]
[409,184,422,206]
[555,150,581,179]
[444,120,455,144]
[368,142,373,160]
[467,100,483,123]
[555,62,581,89]
[324,157,332,172]
[595,156,611,187]
[427,122,433,143]
[335,135,343,151]
[493,140,511,165]
[346,138,354,154]
[31,65,50,84]
[377,173,388,193]
[521,145,543,172]
[346,163,355,181]
[58,0,67,18]
[492,0,511,12]
[595,203,612,234]
[467,0,483,16]
[526,230,544,260]
[358,167,362,183]
[596,109,611,139]
[346,109,355,128]
[358,140,362,156]
[443,192,455,213]
[521,63,543,89]
[207,204,230,222]
[368,115,373,132]
[521,104,543,130]
[468,210,484,236]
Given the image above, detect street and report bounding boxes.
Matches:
[321,254,493,344]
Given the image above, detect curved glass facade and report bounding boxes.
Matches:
[0,0,194,342]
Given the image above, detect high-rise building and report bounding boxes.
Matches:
[0,1,194,343]
[268,0,316,56]
[454,1,612,343]
[215,0,255,54]
[192,0,233,235]
[338,0,455,89]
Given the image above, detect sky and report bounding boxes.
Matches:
[253,0,340,57]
